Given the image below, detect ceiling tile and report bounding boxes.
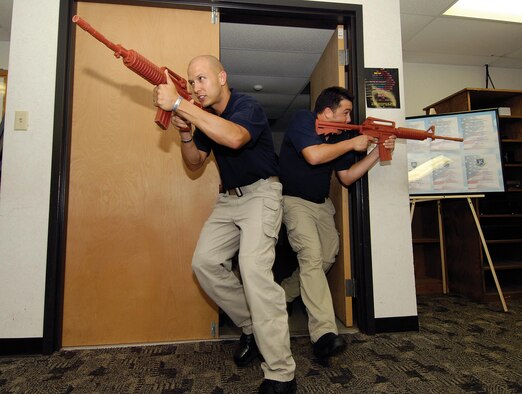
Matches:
[221,48,323,78]
[399,0,456,16]
[0,0,12,41]
[401,14,436,44]
[507,48,522,59]
[488,57,522,69]
[403,17,522,57]
[402,50,502,67]
[250,92,297,108]
[220,23,333,53]
[226,74,308,95]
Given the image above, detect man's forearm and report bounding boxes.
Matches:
[302,139,356,165]
[337,147,379,186]
[178,131,206,170]
[175,99,250,149]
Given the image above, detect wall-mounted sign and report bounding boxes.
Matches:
[364,68,400,109]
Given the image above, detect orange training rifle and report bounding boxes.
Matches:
[72,15,201,130]
[316,117,463,161]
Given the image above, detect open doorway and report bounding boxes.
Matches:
[217,17,358,338]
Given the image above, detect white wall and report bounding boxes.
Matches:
[0,0,59,337]
[352,0,416,319]
[404,63,522,117]
[310,0,417,319]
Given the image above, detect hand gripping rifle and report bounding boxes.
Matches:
[315,117,463,161]
[72,15,202,130]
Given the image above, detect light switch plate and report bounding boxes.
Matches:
[14,111,29,130]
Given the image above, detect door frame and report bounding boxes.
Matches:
[44,0,372,354]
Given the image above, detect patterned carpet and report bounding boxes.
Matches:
[1,295,521,393]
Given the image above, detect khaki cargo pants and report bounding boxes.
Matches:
[192,177,295,382]
[281,196,340,343]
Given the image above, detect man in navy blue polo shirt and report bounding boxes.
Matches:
[153,55,296,394]
[279,86,396,359]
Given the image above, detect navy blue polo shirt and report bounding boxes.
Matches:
[279,110,355,203]
[193,90,279,190]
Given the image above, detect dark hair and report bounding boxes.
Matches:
[314,86,354,114]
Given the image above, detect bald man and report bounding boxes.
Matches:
[153,55,296,394]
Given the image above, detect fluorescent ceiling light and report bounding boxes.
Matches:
[444,0,522,23]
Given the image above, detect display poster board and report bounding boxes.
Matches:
[406,109,504,195]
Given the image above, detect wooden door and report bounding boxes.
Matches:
[310,26,353,327]
[0,69,6,118]
[63,2,220,346]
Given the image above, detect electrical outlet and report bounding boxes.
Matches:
[14,111,29,130]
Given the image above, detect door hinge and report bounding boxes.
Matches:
[338,49,349,66]
[211,7,219,24]
[346,279,356,297]
[210,321,217,337]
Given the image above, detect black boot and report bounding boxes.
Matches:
[313,332,347,359]
[258,378,297,394]
[233,333,260,367]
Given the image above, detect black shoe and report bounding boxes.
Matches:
[313,332,347,359]
[258,378,297,394]
[233,333,260,367]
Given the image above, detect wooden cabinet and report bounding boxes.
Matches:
[421,88,522,302]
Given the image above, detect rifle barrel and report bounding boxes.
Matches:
[72,15,129,57]
[435,135,464,142]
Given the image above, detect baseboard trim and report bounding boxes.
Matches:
[374,315,419,333]
[0,338,43,355]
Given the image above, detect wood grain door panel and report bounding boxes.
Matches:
[310,26,353,327]
[63,2,220,346]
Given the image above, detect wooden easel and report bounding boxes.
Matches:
[410,194,508,312]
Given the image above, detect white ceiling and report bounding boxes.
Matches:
[220,23,333,123]
[400,0,522,68]
[1,0,521,128]
[0,0,12,43]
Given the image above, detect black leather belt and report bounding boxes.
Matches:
[220,176,279,197]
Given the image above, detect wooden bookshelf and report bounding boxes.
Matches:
[419,88,522,301]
